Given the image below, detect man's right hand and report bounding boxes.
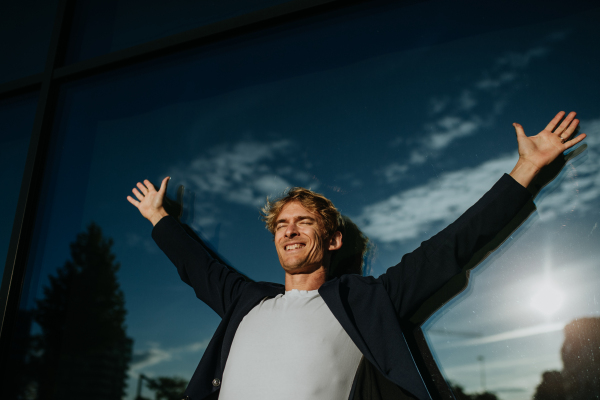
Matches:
[127,176,170,226]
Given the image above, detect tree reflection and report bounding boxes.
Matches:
[449,383,499,400]
[136,376,187,400]
[24,223,132,400]
[533,317,600,400]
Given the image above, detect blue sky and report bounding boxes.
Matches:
[11,1,600,399]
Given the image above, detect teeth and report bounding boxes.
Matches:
[286,244,305,250]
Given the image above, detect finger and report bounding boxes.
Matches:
[158,176,170,196]
[132,188,145,201]
[137,182,149,195]
[126,196,140,207]
[545,111,566,132]
[563,133,587,149]
[561,118,580,140]
[144,179,157,193]
[513,123,526,138]
[555,111,577,135]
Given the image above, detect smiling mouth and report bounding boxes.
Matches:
[285,243,306,251]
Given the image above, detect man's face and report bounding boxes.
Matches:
[274,201,331,275]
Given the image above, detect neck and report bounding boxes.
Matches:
[284,266,327,291]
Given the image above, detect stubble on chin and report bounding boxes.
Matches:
[279,239,328,274]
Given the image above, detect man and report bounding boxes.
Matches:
[127,112,586,400]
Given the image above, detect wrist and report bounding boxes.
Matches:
[149,208,169,226]
[509,158,541,188]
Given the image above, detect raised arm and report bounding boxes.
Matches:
[127,176,249,317]
[379,111,587,318]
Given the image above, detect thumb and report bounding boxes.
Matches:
[158,176,170,196]
[513,122,526,139]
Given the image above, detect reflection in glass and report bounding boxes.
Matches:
[65,0,291,64]
[0,0,59,84]
[7,0,600,399]
[0,92,37,280]
[530,318,600,400]
[9,224,132,399]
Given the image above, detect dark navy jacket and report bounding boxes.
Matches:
[152,174,531,400]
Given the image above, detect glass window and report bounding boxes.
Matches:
[0,93,37,283]
[65,0,294,64]
[7,0,600,399]
[0,0,59,84]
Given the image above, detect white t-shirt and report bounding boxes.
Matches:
[218,289,363,400]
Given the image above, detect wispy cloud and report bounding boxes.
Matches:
[533,118,600,221]
[497,47,549,69]
[383,46,552,183]
[475,72,516,90]
[426,116,482,150]
[359,154,518,243]
[130,339,211,374]
[168,139,314,227]
[171,139,293,206]
[440,322,565,348]
[361,116,598,245]
[126,232,159,253]
[476,47,548,90]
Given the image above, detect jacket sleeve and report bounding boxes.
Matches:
[376,173,531,318]
[152,215,250,318]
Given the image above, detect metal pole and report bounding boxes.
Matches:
[136,374,147,399]
[477,355,486,392]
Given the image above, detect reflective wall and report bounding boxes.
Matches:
[65,0,292,63]
[2,0,600,399]
[0,0,59,83]
[0,93,37,279]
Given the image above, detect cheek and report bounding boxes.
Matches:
[310,236,326,260]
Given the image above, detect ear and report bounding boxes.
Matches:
[328,231,343,251]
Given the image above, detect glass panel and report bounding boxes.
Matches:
[7,0,600,399]
[0,0,59,84]
[65,0,292,64]
[0,93,37,282]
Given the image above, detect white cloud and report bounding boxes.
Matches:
[476,72,516,90]
[381,163,409,183]
[169,139,311,214]
[429,96,450,114]
[427,116,481,150]
[359,154,518,243]
[497,47,548,68]
[361,117,599,245]
[476,47,547,90]
[441,322,565,348]
[130,339,211,374]
[382,45,553,183]
[534,118,600,220]
[126,233,158,253]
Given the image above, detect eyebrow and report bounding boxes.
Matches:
[276,215,317,225]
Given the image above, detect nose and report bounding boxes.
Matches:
[285,223,299,238]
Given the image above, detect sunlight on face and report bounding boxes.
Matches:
[530,281,565,316]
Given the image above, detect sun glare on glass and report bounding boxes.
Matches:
[530,281,565,316]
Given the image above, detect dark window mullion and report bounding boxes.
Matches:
[0,74,44,101]
[0,0,343,98]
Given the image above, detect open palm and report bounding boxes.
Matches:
[514,111,586,170]
[127,177,170,225]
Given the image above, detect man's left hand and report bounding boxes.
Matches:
[510,111,587,188]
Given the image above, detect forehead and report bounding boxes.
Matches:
[277,201,318,220]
